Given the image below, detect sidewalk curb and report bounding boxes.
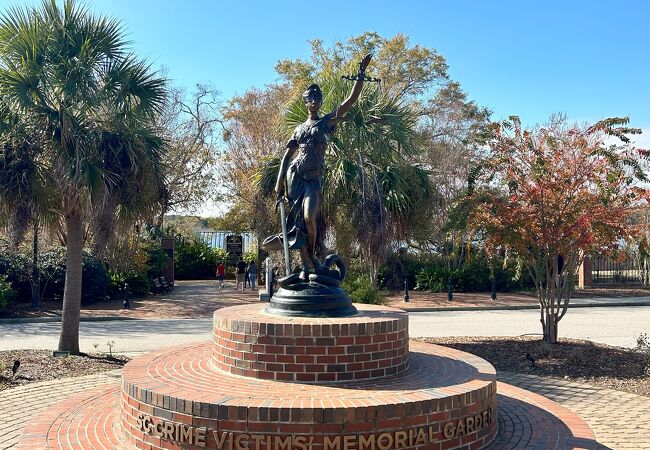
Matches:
[398,300,650,312]
[2,300,650,324]
[0,315,141,324]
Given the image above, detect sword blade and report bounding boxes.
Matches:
[278,198,291,277]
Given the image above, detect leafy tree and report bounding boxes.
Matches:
[174,237,218,279]
[0,0,166,353]
[156,84,223,224]
[275,33,448,100]
[461,115,648,342]
[411,81,492,297]
[220,85,289,239]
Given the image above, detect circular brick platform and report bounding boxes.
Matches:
[18,381,597,450]
[212,304,409,382]
[119,340,497,449]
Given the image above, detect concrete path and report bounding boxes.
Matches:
[1,306,648,354]
[408,306,650,348]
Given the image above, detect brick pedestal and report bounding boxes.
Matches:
[212,304,409,382]
[116,304,499,450]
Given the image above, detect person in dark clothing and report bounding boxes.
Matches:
[236,257,247,291]
[247,260,257,290]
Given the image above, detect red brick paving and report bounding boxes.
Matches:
[79,280,261,320]
[486,383,600,450]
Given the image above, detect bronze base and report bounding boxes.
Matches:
[266,282,357,317]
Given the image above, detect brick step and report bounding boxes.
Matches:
[18,380,596,449]
[120,340,498,448]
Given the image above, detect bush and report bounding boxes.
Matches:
[415,265,450,292]
[39,248,109,304]
[242,251,258,263]
[0,274,16,310]
[175,237,218,279]
[107,271,127,299]
[0,251,31,301]
[103,239,168,299]
[413,252,535,293]
[343,276,386,305]
[377,253,428,291]
[124,271,151,297]
[143,241,168,278]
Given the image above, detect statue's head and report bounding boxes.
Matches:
[302,84,323,112]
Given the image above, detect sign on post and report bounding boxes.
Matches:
[226,235,243,266]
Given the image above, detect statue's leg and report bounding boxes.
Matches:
[299,247,310,280]
[303,191,322,271]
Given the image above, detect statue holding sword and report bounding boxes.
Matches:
[263,53,373,281]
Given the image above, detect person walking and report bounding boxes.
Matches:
[236,257,247,291]
[247,260,257,291]
[216,261,225,289]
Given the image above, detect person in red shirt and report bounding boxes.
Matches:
[216,261,226,290]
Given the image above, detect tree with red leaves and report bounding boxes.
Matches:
[460,116,648,343]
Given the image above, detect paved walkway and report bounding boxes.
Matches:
[1,369,648,449]
[499,372,650,449]
[0,371,120,450]
[4,280,650,323]
[387,291,650,311]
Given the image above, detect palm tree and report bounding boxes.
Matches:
[0,0,166,353]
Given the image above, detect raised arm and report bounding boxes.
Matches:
[330,53,372,126]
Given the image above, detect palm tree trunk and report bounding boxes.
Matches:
[58,210,83,354]
[31,220,40,310]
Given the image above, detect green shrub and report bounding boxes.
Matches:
[124,271,151,297]
[343,276,386,305]
[412,251,535,293]
[107,271,128,299]
[0,251,31,300]
[39,248,109,304]
[107,270,150,298]
[0,274,15,310]
[415,265,450,292]
[175,237,218,279]
[377,254,428,291]
[242,251,258,263]
[144,241,168,278]
[81,253,110,303]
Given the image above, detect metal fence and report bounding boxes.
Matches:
[592,252,644,284]
[195,231,257,254]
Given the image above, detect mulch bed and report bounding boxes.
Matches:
[0,299,68,319]
[419,336,650,397]
[569,286,650,298]
[0,349,129,392]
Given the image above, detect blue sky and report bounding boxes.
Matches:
[1,0,648,131]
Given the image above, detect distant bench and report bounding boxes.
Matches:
[152,276,174,294]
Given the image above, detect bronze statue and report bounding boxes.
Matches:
[265,53,372,279]
[262,53,373,317]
